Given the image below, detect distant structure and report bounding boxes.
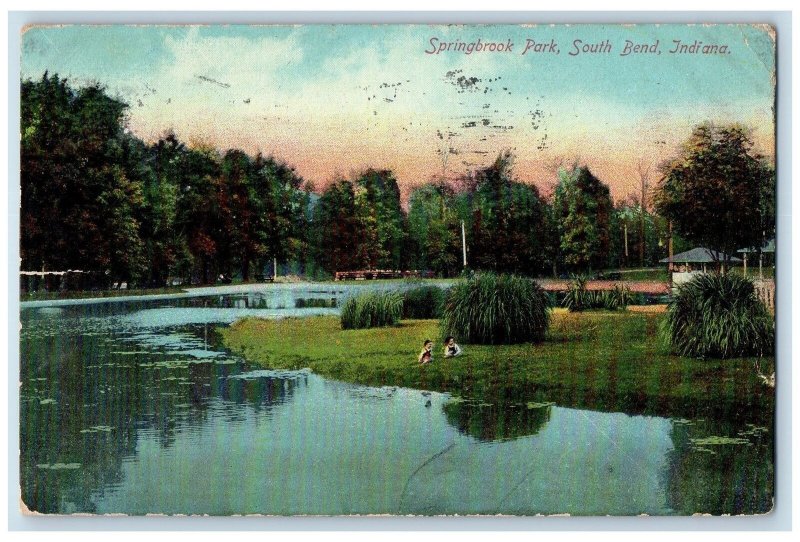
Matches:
[737,238,775,280]
[660,248,741,285]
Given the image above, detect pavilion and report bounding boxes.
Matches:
[736,238,775,279]
[660,248,741,285]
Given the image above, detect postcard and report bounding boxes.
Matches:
[18,22,776,516]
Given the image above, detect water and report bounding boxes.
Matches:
[19,288,773,515]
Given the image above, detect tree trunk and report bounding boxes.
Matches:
[241,254,250,282]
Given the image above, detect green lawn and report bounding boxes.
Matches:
[221,309,774,422]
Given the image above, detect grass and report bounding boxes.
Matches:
[221,309,774,421]
[563,276,632,311]
[665,273,774,359]
[340,291,403,329]
[402,286,447,319]
[440,273,550,344]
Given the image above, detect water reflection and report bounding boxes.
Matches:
[442,398,552,442]
[19,291,774,515]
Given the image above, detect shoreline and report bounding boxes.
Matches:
[220,311,774,423]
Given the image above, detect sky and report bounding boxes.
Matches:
[21,24,776,201]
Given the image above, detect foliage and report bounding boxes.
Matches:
[552,165,613,272]
[402,286,447,319]
[21,74,310,287]
[562,276,631,311]
[406,183,461,277]
[21,72,147,283]
[312,170,407,275]
[466,152,553,275]
[440,273,550,344]
[654,123,775,265]
[664,273,774,358]
[295,298,337,308]
[340,291,403,329]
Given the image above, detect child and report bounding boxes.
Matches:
[418,339,434,364]
[443,336,462,358]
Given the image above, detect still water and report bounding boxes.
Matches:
[19,288,773,515]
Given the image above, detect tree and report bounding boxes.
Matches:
[407,182,461,276]
[21,73,147,284]
[353,169,406,270]
[552,165,613,272]
[464,151,550,275]
[653,122,775,269]
[311,178,361,274]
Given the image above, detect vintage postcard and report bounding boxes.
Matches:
[18,22,776,516]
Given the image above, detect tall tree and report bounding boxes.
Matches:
[311,179,361,274]
[653,122,775,268]
[552,165,613,272]
[465,151,550,275]
[353,169,406,270]
[407,182,461,276]
[21,73,147,283]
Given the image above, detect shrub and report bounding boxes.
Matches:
[440,273,550,344]
[296,297,336,308]
[664,273,774,359]
[562,276,631,311]
[340,291,402,329]
[402,286,446,319]
[563,275,591,311]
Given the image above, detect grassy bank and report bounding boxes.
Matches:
[221,309,774,421]
[20,286,189,301]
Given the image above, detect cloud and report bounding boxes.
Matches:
[156,27,304,98]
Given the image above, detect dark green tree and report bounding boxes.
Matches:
[468,152,551,275]
[407,182,461,276]
[552,165,613,272]
[21,73,147,283]
[654,122,775,268]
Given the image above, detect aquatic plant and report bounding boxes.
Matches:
[402,286,447,319]
[340,291,403,329]
[663,273,774,359]
[440,273,550,344]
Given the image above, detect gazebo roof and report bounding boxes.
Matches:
[659,247,742,264]
[737,239,775,254]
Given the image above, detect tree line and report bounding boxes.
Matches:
[21,74,775,287]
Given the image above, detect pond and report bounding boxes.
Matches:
[19,287,773,516]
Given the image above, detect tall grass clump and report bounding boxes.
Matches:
[340,291,403,330]
[402,286,447,319]
[440,273,550,344]
[664,273,774,359]
[562,276,631,311]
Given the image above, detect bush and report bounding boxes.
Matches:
[296,297,337,308]
[402,286,446,319]
[562,276,631,311]
[340,291,402,329]
[440,273,550,344]
[664,273,774,359]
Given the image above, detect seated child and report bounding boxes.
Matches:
[443,336,462,358]
[418,339,434,364]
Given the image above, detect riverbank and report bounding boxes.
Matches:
[221,309,774,421]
